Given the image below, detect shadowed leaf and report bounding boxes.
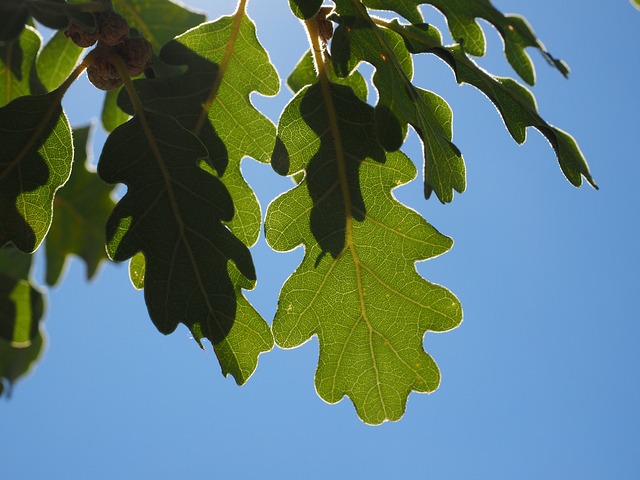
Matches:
[0,88,73,252]
[98,111,272,384]
[0,25,41,106]
[119,13,279,246]
[266,82,461,424]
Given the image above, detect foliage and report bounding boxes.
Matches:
[0,0,596,424]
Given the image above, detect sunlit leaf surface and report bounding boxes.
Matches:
[266,82,462,424]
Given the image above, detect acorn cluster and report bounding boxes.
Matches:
[65,11,153,90]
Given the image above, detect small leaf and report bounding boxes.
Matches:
[390,21,597,189]
[98,111,273,384]
[0,88,73,253]
[0,25,41,106]
[36,29,83,92]
[266,83,461,424]
[289,0,323,20]
[45,125,115,286]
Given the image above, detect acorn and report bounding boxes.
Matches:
[65,22,98,48]
[86,55,122,91]
[117,36,153,77]
[97,11,129,46]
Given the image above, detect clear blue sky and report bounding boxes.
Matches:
[2,1,639,478]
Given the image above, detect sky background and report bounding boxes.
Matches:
[2,0,639,478]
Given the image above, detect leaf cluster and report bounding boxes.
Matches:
[0,0,596,423]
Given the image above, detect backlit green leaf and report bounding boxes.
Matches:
[98,111,272,384]
[45,125,115,286]
[0,88,73,253]
[36,29,83,92]
[266,82,461,424]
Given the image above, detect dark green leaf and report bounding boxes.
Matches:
[0,25,41,106]
[266,82,461,424]
[119,14,279,246]
[98,111,273,384]
[0,0,30,42]
[0,89,73,253]
[389,21,597,189]
[45,125,115,286]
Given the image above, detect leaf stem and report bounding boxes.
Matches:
[193,0,248,136]
[304,15,353,233]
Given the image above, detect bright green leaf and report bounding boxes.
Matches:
[0,88,73,253]
[36,29,83,92]
[45,125,115,286]
[98,111,273,384]
[0,25,41,106]
[266,82,462,424]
